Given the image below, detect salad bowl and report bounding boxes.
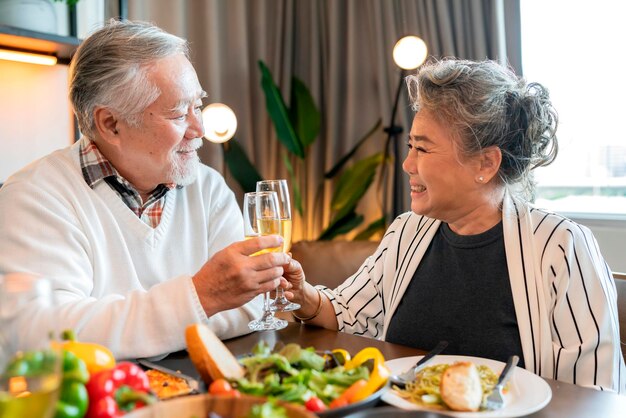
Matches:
[234,343,389,417]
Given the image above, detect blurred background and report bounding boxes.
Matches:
[1,0,625,270]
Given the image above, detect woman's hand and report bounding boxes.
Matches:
[282,257,306,305]
[283,257,338,329]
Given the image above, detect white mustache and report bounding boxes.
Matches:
[176,138,203,153]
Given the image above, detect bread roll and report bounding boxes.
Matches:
[440,361,483,412]
[185,323,244,384]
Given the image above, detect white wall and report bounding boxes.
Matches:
[0,0,89,181]
[0,1,106,183]
[0,60,74,182]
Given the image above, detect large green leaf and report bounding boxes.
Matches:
[330,152,386,221]
[223,140,263,192]
[281,152,304,216]
[258,61,305,158]
[290,77,321,148]
[318,211,364,241]
[353,216,387,240]
[325,119,382,179]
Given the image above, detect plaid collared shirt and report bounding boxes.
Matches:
[79,138,175,228]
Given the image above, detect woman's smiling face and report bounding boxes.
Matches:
[402,110,486,227]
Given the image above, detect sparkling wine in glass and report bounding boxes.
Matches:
[244,191,288,331]
[256,179,300,312]
[0,274,62,418]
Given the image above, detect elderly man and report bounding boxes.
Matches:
[0,20,288,359]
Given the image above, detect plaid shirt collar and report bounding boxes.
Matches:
[79,137,175,228]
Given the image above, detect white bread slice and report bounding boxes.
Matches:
[185,323,245,384]
[440,361,483,412]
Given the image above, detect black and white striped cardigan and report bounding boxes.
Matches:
[319,194,626,393]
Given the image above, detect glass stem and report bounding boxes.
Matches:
[264,291,270,310]
[262,291,274,322]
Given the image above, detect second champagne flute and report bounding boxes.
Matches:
[256,179,300,312]
[243,191,288,331]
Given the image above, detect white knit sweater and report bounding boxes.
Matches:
[0,140,262,359]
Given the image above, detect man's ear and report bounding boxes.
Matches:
[93,107,120,145]
[477,146,502,183]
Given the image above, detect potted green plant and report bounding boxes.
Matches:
[224,61,388,241]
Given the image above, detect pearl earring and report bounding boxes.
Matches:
[478,176,484,183]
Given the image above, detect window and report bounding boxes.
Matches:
[521,0,626,218]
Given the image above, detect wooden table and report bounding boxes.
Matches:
[158,323,626,417]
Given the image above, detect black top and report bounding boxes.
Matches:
[385,221,525,367]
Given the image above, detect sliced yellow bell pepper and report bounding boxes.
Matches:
[344,347,390,402]
[352,360,390,402]
[344,347,385,371]
[54,330,116,375]
[329,349,351,366]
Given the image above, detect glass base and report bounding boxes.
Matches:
[270,297,301,312]
[248,316,288,331]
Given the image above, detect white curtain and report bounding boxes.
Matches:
[129,0,520,241]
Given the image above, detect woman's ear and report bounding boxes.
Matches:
[93,107,120,145]
[477,146,502,183]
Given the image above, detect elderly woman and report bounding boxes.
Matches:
[285,59,625,393]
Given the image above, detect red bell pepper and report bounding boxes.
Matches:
[85,362,156,418]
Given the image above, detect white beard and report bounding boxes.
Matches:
[168,138,203,186]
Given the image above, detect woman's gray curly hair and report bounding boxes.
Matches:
[406,58,558,201]
[69,19,189,139]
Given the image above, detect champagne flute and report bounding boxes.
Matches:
[0,273,62,418]
[256,180,301,312]
[244,191,288,331]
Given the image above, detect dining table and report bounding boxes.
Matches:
[155,322,626,418]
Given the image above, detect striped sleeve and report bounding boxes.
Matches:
[536,212,625,393]
[320,216,406,339]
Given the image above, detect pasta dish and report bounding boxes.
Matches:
[395,362,500,411]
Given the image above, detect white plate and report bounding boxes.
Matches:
[383,355,552,418]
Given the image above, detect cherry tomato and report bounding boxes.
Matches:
[208,378,233,395]
[305,397,327,412]
[225,389,241,398]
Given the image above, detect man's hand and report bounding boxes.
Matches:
[192,235,291,315]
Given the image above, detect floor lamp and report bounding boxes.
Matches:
[386,36,428,218]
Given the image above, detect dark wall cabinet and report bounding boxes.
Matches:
[0,24,80,65]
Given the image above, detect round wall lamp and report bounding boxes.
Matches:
[202,103,237,144]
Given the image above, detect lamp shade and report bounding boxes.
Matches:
[392,36,428,70]
[202,103,237,143]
